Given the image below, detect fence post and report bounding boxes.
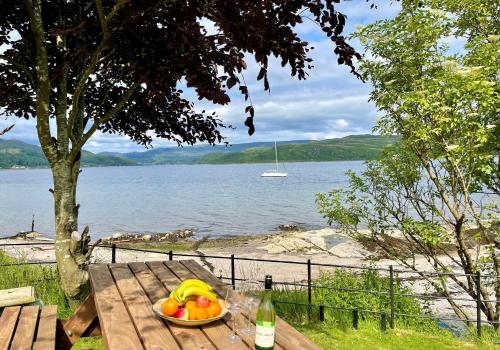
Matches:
[111,244,116,263]
[231,254,235,290]
[380,312,387,332]
[319,305,325,322]
[476,271,481,337]
[389,265,395,329]
[168,250,173,261]
[352,309,359,329]
[307,259,312,320]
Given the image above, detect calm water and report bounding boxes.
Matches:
[0,161,365,238]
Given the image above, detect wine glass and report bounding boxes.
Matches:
[225,288,242,343]
[238,279,262,335]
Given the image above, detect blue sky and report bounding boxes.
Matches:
[0,1,401,153]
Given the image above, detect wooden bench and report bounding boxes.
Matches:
[0,304,57,350]
[0,287,35,308]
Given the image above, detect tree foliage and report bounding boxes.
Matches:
[318,0,499,327]
[0,0,361,299]
[0,0,361,150]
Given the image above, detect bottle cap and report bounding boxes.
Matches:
[264,275,273,290]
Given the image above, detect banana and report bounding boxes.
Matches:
[178,279,213,292]
[168,279,214,303]
[181,286,217,302]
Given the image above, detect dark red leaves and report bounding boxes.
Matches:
[0,0,362,144]
[244,116,255,136]
[226,76,238,89]
[257,67,266,80]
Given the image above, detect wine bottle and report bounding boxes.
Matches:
[255,275,276,350]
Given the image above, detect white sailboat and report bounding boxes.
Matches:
[261,142,287,177]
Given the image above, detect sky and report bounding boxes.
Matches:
[0,1,402,153]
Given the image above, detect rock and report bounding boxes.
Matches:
[113,233,122,239]
[25,231,41,239]
[13,231,42,239]
[279,224,299,231]
[142,235,152,241]
[263,236,321,255]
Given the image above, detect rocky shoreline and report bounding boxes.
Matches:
[0,225,491,325]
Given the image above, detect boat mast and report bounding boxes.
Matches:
[275,141,279,173]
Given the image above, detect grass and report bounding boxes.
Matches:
[271,268,434,329]
[270,269,499,349]
[294,322,499,350]
[72,337,105,350]
[0,250,72,318]
[1,250,498,349]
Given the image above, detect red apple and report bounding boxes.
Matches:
[196,296,210,308]
[174,307,189,320]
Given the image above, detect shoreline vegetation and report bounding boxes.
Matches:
[0,134,398,169]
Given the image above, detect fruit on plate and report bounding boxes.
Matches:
[159,279,224,321]
[185,300,197,313]
[162,298,179,317]
[196,295,210,308]
[169,279,216,304]
[194,307,209,320]
[174,307,189,320]
[207,300,222,318]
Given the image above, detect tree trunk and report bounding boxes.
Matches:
[52,157,90,301]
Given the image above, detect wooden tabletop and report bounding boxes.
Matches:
[88,260,321,350]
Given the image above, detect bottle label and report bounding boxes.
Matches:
[255,321,275,347]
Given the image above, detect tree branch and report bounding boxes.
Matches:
[0,125,14,136]
[25,0,57,164]
[67,0,128,142]
[68,82,139,162]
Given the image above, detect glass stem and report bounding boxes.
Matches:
[232,314,237,336]
[246,306,251,329]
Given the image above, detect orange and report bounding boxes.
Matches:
[185,300,197,313]
[207,301,221,318]
[162,298,179,317]
[188,310,197,320]
[194,307,209,320]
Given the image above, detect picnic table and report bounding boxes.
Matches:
[72,260,320,350]
[0,304,57,350]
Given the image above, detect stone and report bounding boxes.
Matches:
[25,231,41,239]
[112,233,122,239]
[142,234,152,241]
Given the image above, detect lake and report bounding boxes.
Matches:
[0,161,365,238]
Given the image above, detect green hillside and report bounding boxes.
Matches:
[0,139,136,168]
[0,135,399,168]
[198,135,399,164]
[114,140,310,165]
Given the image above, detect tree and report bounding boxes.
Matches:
[317,1,499,327]
[0,0,360,299]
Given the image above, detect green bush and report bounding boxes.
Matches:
[272,268,435,331]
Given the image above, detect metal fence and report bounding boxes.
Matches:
[1,241,499,339]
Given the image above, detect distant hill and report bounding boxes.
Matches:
[197,135,399,164]
[0,135,399,168]
[111,140,311,165]
[0,139,136,168]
